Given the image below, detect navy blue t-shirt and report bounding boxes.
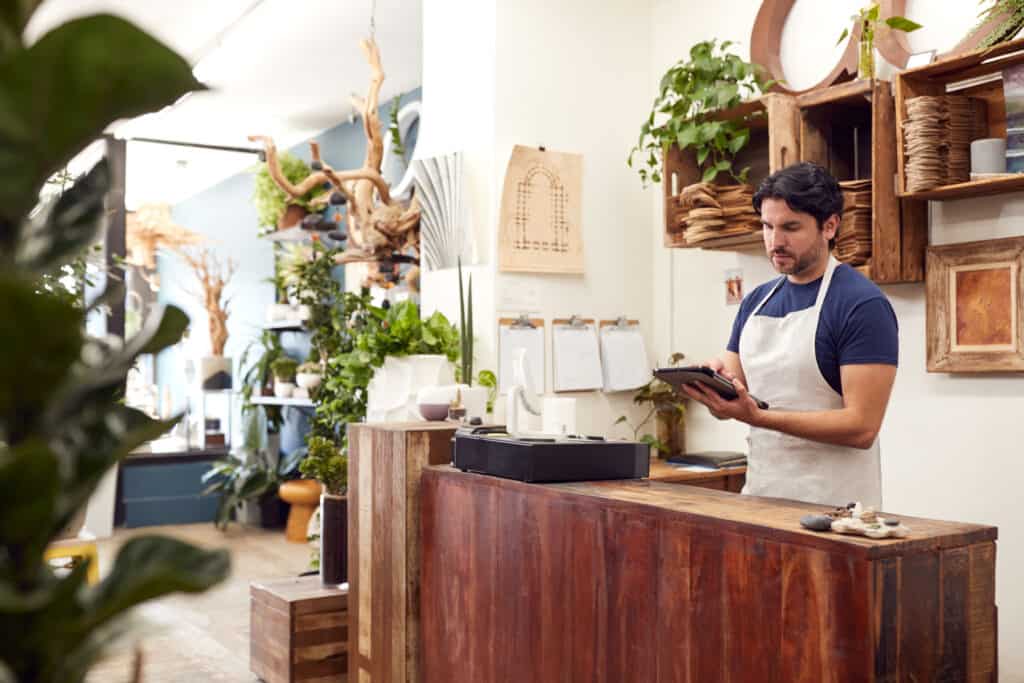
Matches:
[726,264,898,395]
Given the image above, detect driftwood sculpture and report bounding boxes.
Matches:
[181,247,235,356]
[249,38,420,282]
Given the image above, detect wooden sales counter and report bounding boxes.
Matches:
[420,466,998,682]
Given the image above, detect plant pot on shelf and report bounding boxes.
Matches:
[295,372,322,391]
[319,493,347,585]
[459,385,488,422]
[199,355,233,390]
[273,380,295,398]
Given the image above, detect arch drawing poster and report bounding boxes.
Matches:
[498,145,584,274]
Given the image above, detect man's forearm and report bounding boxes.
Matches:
[748,407,879,450]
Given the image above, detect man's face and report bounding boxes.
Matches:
[759,198,837,280]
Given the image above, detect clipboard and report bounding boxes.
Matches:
[498,316,545,395]
[598,318,649,392]
[551,316,603,392]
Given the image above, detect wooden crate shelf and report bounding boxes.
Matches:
[797,79,928,283]
[662,93,799,250]
[896,36,1024,202]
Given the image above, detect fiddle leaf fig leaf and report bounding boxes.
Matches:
[0,14,204,226]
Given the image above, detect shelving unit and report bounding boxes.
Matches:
[250,395,314,408]
[797,79,928,283]
[662,93,800,250]
[263,320,307,332]
[895,36,1024,202]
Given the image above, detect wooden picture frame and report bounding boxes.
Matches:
[927,236,1024,372]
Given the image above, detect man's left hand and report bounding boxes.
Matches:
[680,378,764,426]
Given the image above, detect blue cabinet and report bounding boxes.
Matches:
[119,455,222,527]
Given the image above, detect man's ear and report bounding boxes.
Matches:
[822,213,840,241]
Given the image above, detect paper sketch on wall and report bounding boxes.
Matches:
[498,145,583,274]
[413,152,471,270]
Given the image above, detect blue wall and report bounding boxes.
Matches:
[156,88,421,457]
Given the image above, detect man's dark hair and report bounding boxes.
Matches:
[752,162,844,250]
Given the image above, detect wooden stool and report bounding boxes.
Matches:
[278,479,322,543]
[45,535,99,584]
[250,576,347,683]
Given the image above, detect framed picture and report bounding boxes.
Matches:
[906,49,937,70]
[926,236,1024,372]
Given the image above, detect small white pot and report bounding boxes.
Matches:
[274,380,295,398]
[296,372,322,390]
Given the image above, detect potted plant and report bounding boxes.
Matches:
[0,7,229,680]
[201,407,306,529]
[300,436,348,585]
[629,39,770,187]
[616,353,688,459]
[296,360,323,392]
[252,151,327,235]
[455,257,489,420]
[271,357,298,397]
[970,1,1024,49]
[181,247,236,390]
[836,4,921,80]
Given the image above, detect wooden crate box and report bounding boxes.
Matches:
[250,576,348,683]
[798,79,928,283]
[662,93,799,251]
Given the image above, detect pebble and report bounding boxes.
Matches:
[800,514,833,532]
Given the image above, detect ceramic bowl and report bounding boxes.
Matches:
[418,403,450,421]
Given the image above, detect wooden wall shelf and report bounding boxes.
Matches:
[798,79,928,283]
[662,93,799,250]
[896,36,1024,202]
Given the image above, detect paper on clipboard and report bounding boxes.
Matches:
[599,320,650,392]
[498,320,545,395]
[552,319,603,392]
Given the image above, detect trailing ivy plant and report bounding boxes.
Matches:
[0,7,230,681]
[971,0,1024,48]
[629,39,770,186]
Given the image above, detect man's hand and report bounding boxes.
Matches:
[680,374,763,425]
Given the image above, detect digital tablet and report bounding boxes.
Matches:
[653,365,770,410]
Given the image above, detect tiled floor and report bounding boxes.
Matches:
[85,523,311,683]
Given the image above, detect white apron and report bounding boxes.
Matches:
[738,256,882,508]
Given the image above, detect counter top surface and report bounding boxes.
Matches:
[427,465,997,559]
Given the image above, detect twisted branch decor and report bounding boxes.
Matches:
[181,247,236,356]
[249,38,420,285]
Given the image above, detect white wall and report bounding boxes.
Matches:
[422,0,654,436]
[651,1,1024,678]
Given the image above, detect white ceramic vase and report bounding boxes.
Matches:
[274,380,295,398]
[296,372,322,390]
[366,354,455,422]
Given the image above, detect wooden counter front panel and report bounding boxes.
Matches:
[348,423,456,683]
[420,471,997,683]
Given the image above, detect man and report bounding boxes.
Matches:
[680,162,898,507]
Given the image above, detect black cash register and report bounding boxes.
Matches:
[452,426,650,483]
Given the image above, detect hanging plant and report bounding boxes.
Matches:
[970,0,1024,48]
[252,152,326,235]
[629,39,770,187]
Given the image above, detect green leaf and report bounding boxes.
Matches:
[729,129,750,155]
[866,3,880,22]
[82,535,229,631]
[0,14,205,226]
[836,27,850,46]
[0,1,45,56]
[885,16,922,32]
[676,124,699,149]
[15,159,110,271]
[696,146,710,165]
[701,165,720,183]
[614,416,628,425]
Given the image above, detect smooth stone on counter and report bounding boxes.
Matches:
[800,514,834,532]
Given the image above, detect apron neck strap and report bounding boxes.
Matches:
[813,256,840,309]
